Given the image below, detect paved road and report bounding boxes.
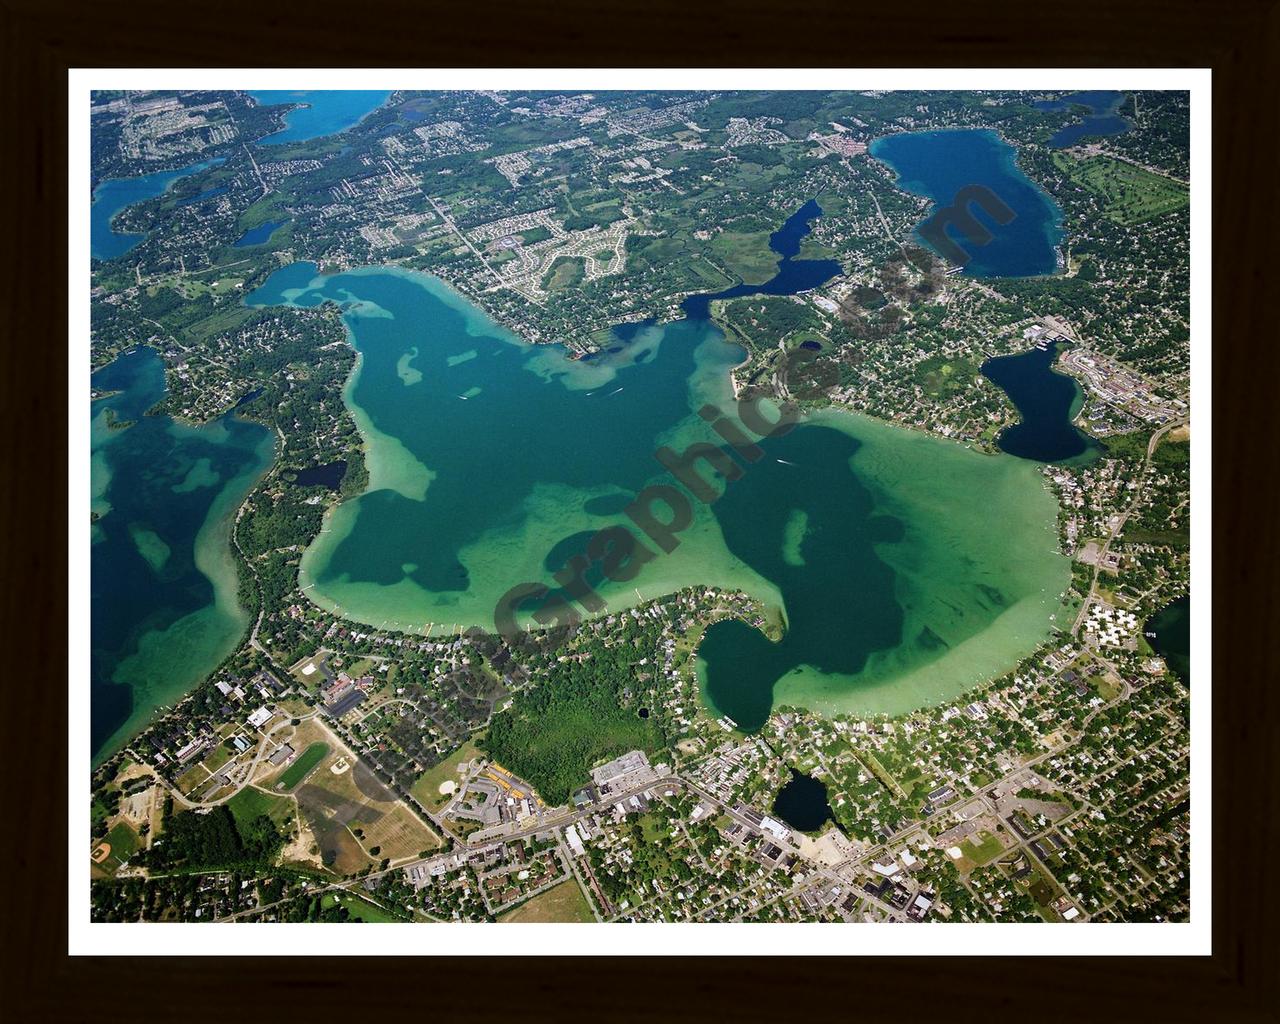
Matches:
[164,709,318,810]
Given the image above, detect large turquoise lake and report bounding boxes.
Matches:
[250,90,391,144]
[871,129,1064,277]
[248,240,1069,728]
[91,347,273,760]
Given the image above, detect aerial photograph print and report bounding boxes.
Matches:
[81,76,1199,944]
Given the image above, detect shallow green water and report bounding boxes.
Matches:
[248,262,1069,728]
[249,263,783,636]
[91,347,274,762]
[700,409,1070,726]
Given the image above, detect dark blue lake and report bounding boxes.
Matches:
[234,219,288,247]
[870,129,1063,278]
[682,202,1067,732]
[981,341,1098,463]
[772,770,835,833]
[681,198,842,318]
[290,460,348,491]
[1145,596,1190,684]
[251,90,391,144]
[91,158,224,261]
[1035,91,1132,149]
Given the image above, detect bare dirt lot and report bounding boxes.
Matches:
[287,721,441,873]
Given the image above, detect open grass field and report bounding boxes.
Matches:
[1027,870,1061,908]
[277,695,313,717]
[355,802,441,863]
[410,738,483,812]
[631,233,686,267]
[797,237,838,261]
[203,743,232,773]
[638,812,673,844]
[686,257,734,289]
[293,735,440,873]
[1053,153,1188,225]
[275,742,330,791]
[174,763,209,795]
[227,785,295,832]
[542,256,585,293]
[322,891,410,923]
[1091,674,1125,701]
[710,230,780,285]
[308,820,369,876]
[179,303,259,347]
[93,820,142,876]
[499,879,595,923]
[960,830,1005,867]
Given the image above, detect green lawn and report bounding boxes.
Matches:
[638,812,673,843]
[276,742,330,791]
[960,831,1004,867]
[499,880,595,923]
[1026,871,1060,907]
[227,785,295,831]
[410,738,482,812]
[203,743,232,773]
[1091,675,1124,701]
[95,821,142,875]
[1053,153,1188,225]
[709,230,780,285]
[321,891,408,923]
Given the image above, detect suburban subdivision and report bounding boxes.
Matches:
[88,86,1191,925]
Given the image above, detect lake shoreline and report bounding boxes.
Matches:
[247,237,1068,730]
[90,346,274,763]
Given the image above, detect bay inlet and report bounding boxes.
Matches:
[91,157,225,262]
[91,347,273,761]
[249,90,392,145]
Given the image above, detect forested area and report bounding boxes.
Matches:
[482,630,666,804]
[142,804,285,872]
